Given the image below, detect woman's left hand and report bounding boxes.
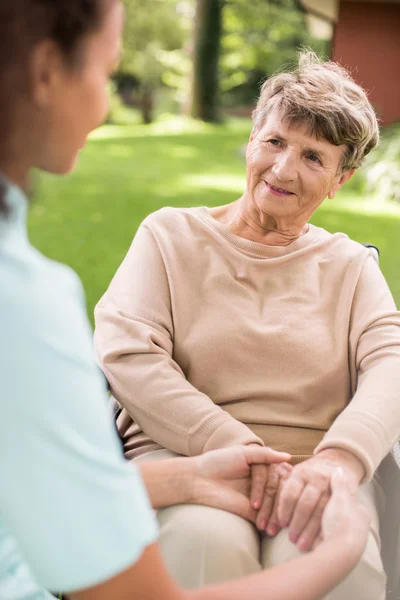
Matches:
[276,448,365,551]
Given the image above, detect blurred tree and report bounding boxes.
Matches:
[119,0,189,123]
[221,0,328,107]
[117,0,327,123]
[189,0,224,122]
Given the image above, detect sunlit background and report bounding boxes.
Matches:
[29,0,400,321]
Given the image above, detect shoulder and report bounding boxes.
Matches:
[141,206,206,237]
[0,240,91,361]
[128,207,211,260]
[1,238,83,306]
[309,224,371,265]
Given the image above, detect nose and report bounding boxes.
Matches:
[271,149,298,182]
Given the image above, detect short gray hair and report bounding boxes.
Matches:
[252,51,379,171]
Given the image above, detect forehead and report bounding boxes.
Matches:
[85,1,124,61]
[257,108,345,158]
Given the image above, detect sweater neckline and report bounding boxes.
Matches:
[195,206,323,259]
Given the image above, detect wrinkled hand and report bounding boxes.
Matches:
[193,445,291,522]
[251,461,293,534]
[276,449,364,551]
[320,468,371,558]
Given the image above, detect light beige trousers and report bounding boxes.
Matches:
[135,449,386,599]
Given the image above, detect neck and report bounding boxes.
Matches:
[0,160,30,194]
[224,195,309,247]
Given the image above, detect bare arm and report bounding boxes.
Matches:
[69,536,359,600]
[69,459,370,600]
[139,446,290,519]
[69,513,366,600]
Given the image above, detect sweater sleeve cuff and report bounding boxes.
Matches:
[198,419,263,454]
[314,415,393,484]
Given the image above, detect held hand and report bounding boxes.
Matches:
[193,445,291,522]
[253,462,293,533]
[276,449,364,552]
[320,468,371,559]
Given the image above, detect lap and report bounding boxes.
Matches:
[135,449,261,586]
[134,451,386,597]
[135,448,259,541]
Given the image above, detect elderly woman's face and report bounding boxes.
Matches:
[246,108,354,222]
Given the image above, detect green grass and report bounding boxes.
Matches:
[28,115,400,323]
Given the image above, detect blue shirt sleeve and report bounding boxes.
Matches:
[0,522,54,599]
[0,245,158,593]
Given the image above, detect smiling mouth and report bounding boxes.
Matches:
[264,181,294,197]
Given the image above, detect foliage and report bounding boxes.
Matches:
[116,0,328,121]
[30,115,400,322]
[106,81,124,124]
[118,0,191,120]
[221,0,329,105]
[121,0,187,81]
[362,122,400,203]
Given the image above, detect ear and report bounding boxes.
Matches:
[328,169,356,200]
[30,40,66,106]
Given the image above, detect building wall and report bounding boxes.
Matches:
[332,1,400,125]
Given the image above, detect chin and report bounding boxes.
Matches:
[36,151,79,175]
[37,149,80,176]
[50,156,80,176]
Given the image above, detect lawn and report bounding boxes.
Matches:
[29,115,400,323]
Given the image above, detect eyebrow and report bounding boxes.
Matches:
[262,131,328,159]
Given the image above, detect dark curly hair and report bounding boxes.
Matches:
[0,0,115,215]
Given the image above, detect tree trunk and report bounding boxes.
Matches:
[189,0,224,122]
[140,84,155,125]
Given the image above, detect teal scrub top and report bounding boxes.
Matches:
[0,177,158,597]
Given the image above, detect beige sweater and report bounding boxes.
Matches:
[94,207,400,483]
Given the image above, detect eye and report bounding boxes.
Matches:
[268,139,281,147]
[307,153,321,164]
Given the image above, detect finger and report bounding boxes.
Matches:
[214,488,257,522]
[251,464,269,510]
[296,493,330,552]
[277,473,305,529]
[288,484,322,544]
[256,464,280,530]
[244,446,292,466]
[265,463,293,536]
[311,531,323,550]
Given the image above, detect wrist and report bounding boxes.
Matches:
[317,532,365,569]
[316,447,365,484]
[188,454,217,506]
[138,457,197,508]
[177,457,199,504]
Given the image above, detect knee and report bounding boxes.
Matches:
[158,504,257,559]
[341,539,386,600]
[157,504,260,586]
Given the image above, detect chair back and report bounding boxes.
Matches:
[363,244,400,598]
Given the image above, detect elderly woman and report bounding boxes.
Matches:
[94,52,400,600]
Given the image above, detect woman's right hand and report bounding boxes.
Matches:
[319,468,371,557]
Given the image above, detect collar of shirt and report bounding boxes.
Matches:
[0,174,28,241]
